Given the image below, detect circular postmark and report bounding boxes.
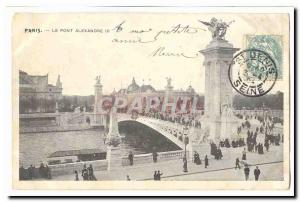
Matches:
[228,49,278,97]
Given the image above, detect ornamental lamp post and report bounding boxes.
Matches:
[183,134,189,172]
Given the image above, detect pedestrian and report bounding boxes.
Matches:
[126,175,131,181]
[157,170,163,180]
[235,158,241,169]
[39,163,46,178]
[152,151,158,163]
[254,166,261,181]
[193,151,198,164]
[153,171,157,180]
[242,148,247,161]
[264,140,270,152]
[45,164,51,179]
[128,151,134,166]
[194,152,201,165]
[88,164,97,181]
[244,164,250,181]
[217,148,223,160]
[28,165,34,179]
[19,166,25,180]
[74,170,79,181]
[81,164,89,181]
[205,155,209,168]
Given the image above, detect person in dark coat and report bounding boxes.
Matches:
[157,170,163,180]
[88,164,96,181]
[45,164,51,179]
[194,152,201,165]
[242,148,247,160]
[39,163,46,178]
[254,166,261,181]
[19,166,26,180]
[154,171,157,180]
[19,166,25,180]
[126,175,131,181]
[128,151,134,166]
[152,151,158,163]
[217,148,223,160]
[264,140,270,152]
[193,152,197,163]
[28,165,34,180]
[244,165,250,181]
[74,170,79,181]
[81,164,89,181]
[204,155,209,168]
[235,158,241,169]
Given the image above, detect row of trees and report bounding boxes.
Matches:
[19,91,284,114]
[19,97,56,114]
[59,92,283,112]
[58,95,94,112]
[232,91,283,110]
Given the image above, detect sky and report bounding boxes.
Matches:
[13,13,289,96]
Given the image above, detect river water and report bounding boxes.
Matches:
[20,121,180,167]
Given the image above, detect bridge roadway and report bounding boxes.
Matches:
[117,113,195,150]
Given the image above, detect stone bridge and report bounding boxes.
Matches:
[117,113,194,151]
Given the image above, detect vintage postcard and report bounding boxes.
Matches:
[12,8,294,192]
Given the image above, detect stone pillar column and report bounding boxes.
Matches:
[106,106,122,171]
[164,78,174,103]
[94,77,103,126]
[200,39,239,142]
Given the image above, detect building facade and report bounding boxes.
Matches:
[104,77,203,114]
[19,70,63,114]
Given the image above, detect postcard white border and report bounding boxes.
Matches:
[1,5,295,197]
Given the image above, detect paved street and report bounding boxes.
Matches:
[53,143,283,181]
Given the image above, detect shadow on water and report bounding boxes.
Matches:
[118,121,181,154]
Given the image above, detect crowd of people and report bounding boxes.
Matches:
[192,152,209,168]
[146,118,191,144]
[219,138,246,148]
[19,163,51,180]
[210,142,223,160]
[153,170,163,180]
[239,116,282,155]
[75,164,97,181]
[143,111,202,129]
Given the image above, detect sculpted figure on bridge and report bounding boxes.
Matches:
[95,75,101,84]
[199,18,234,40]
[165,77,172,87]
[106,106,121,147]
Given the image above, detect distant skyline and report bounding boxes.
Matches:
[20,69,206,96]
[21,69,285,97]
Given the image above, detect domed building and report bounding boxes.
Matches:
[108,76,201,113]
[186,85,195,94]
[140,84,156,93]
[126,77,140,94]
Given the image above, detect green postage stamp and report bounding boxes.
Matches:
[246,35,283,79]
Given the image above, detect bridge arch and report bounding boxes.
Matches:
[117,114,187,150]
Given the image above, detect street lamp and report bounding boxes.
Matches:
[183,134,189,172]
[262,102,268,135]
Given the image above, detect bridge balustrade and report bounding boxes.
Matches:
[138,117,189,144]
[121,150,188,166]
